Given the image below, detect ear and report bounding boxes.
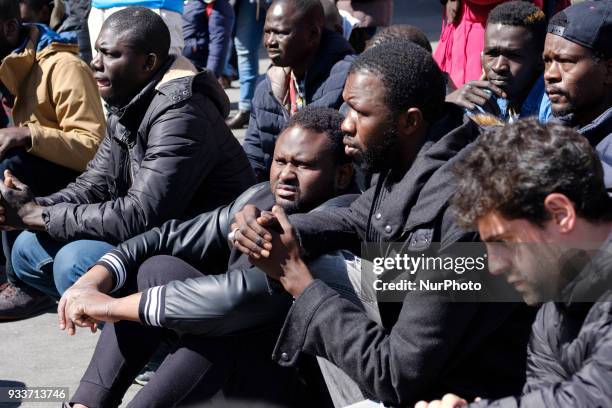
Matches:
[334,163,354,192]
[543,193,576,234]
[397,107,424,137]
[309,25,322,46]
[143,52,159,73]
[3,18,19,40]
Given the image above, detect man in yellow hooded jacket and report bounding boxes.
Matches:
[0,0,105,317]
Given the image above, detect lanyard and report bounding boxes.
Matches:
[289,72,305,114]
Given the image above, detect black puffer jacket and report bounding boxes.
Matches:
[37,56,255,243]
[470,234,612,408]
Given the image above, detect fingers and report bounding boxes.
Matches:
[414,401,429,408]
[441,394,467,408]
[469,80,506,98]
[5,171,25,190]
[58,294,68,330]
[233,206,273,257]
[271,205,293,234]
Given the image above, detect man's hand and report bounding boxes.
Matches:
[445,80,506,114]
[249,205,314,298]
[231,204,273,259]
[445,0,461,25]
[0,170,44,229]
[0,127,31,159]
[58,283,116,335]
[57,265,116,334]
[414,394,468,408]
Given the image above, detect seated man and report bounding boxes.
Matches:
[0,6,255,319]
[542,1,612,187]
[233,40,535,407]
[0,0,105,317]
[417,119,612,407]
[446,1,551,124]
[58,107,356,407]
[240,0,354,180]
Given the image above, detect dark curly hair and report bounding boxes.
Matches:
[102,6,170,59]
[284,106,349,165]
[366,25,432,53]
[487,1,547,47]
[453,118,612,228]
[350,39,445,123]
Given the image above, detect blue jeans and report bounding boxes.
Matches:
[233,0,266,111]
[11,231,113,299]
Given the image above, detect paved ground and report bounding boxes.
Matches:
[0,2,442,406]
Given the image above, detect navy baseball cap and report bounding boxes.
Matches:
[547,0,612,57]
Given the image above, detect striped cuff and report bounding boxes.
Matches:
[139,285,166,327]
[94,249,129,293]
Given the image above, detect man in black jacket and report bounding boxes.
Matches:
[418,119,612,408]
[241,0,355,181]
[233,40,535,407]
[0,7,255,319]
[57,107,356,407]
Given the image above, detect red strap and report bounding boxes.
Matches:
[206,1,214,18]
[289,75,298,114]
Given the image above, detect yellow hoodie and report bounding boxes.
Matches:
[0,25,105,172]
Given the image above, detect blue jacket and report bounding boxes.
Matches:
[580,107,612,191]
[182,0,234,76]
[243,29,355,181]
[92,0,183,13]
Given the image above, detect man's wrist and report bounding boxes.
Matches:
[280,258,314,298]
[18,202,45,229]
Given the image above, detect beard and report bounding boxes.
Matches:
[361,125,401,175]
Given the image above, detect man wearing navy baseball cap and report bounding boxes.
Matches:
[543,0,612,188]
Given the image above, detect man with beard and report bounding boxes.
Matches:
[0,7,255,319]
[232,40,535,407]
[57,107,356,407]
[446,1,551,124]
[543,1,612,187]
[241,0,354,181]
[417,119,612,408]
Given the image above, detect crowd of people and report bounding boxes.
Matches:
[0,0,610,407]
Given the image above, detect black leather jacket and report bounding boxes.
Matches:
[37,56,255,244]
[95,182,359,335]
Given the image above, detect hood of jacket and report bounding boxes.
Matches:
[373,104,479,239]
[0,24,78,96]
[581,107,612,191]
[266,29,354,104]
[109,56,230,132]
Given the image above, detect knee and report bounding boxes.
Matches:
[137,255,179,291]
[12,231,46,280]
[53,241,112,294]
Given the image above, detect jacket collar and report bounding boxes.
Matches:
[266,29,353,105]
[0,24,78,96]
[372,104,478,238]
[559,231,612,314]
[579,106,612,147]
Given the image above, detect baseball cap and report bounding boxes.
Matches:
[547,0,612,57]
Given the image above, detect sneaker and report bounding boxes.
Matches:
[134,366,156,386]
[0,282,56,321]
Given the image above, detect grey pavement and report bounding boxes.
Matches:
[0,1,442,406]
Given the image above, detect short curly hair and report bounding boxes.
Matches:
[453,118,612,228]
[487,1,547,47]
[102,6,170,59]
[366,25,432,53]
[350,39,445,123]
[284,106,349,165]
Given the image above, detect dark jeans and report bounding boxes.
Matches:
[0,148,78,285]
[71,255,304,408]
